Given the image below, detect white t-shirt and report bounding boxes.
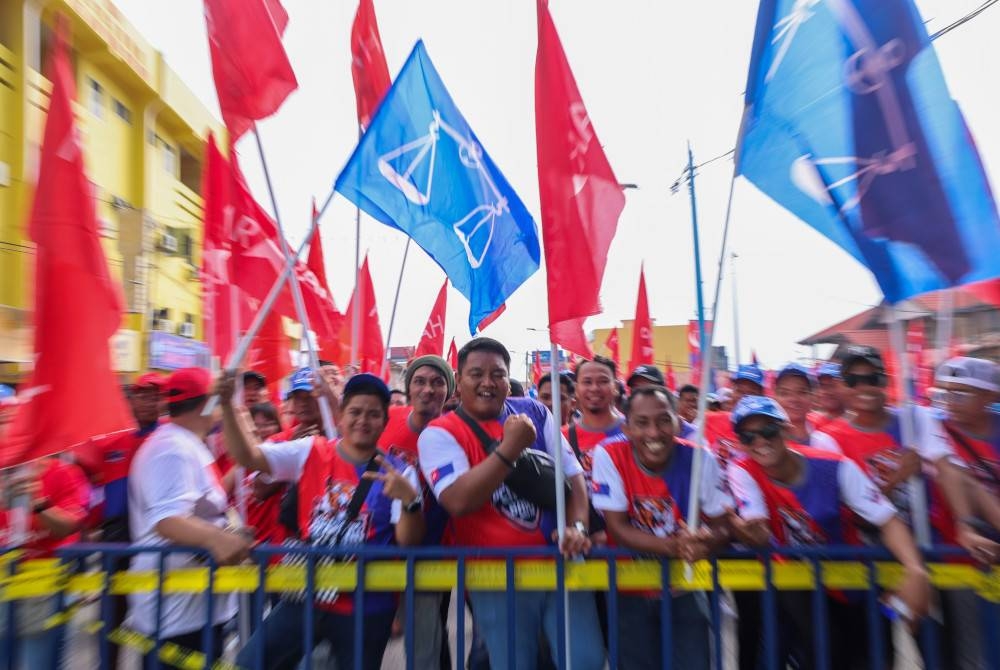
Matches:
[127,423,237,637]
[260,436,416,525]
[418,411,583,500]
[729,456,897,527]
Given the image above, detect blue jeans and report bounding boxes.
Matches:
[0,599,66,670]
[617,593,711,670]
[235,599,394,670]
[468,590,605,670]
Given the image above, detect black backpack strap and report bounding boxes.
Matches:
[455,406,500,454]
[944,423,1000,491]
[333,453,382,545]
[568,421,581,459]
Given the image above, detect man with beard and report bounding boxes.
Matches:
[417,338,603,670]
[379,356,455,670]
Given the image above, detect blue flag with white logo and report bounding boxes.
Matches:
[737,0,1000,303]
[335,41,540,333]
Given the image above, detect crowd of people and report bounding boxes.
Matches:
[2,338,1000,670]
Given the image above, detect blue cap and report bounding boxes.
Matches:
[731,395,789,428]
[777,362,815,388]
[733,364,765,388]
[817,362,841,379]
[285,367,315,398]
[343,373,392,404]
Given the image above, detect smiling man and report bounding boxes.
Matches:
[417,337,604,670]
[727,395,929,669]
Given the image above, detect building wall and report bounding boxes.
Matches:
[591,322,693,382]
[0,0,224,383]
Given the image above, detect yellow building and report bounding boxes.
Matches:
[592,321,696,385]
[0,0,225,383]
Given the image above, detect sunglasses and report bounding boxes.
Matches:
[844,372,887,388]
[737,423,782,446]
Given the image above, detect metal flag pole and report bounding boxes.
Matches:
[352,125,363,368]
[935,288,955,364]
[201,187,337,416]
[548,339,572,670]
[685,154,739,535]
[380,238,413,379]
[250,125,335,440]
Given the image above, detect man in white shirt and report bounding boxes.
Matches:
[127,367,251,669]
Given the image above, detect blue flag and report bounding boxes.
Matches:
[737,0,1000,303]
[335,41,540,333]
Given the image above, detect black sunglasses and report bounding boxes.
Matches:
[737,423,782,446]
[844,372,887,388]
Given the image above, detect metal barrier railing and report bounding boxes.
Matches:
[1,543,999,669]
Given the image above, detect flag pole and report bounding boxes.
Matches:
[380,238,412,379]
[250,125,335,440]
[548,339,572,670]
[201,188,336,416]
[352,125,363,368]
[935,288,954,365]
[685,153,739,536]
[889,307,933,548]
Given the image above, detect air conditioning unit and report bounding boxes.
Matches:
[179,322,195,338]
[159,233,178,254]
[157,319,175,334]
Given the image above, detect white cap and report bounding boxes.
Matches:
[936,357,1000,393]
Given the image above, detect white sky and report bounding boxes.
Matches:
[113,0,1000,375]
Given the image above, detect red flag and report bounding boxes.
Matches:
[666,363,677,392]
[604,327,620,372]
[204,0,298,141]
[245,308,292,402]
[535,0,625,358]
[1,30,133,467]
[532,352,544,386]
[225,151,343,341]
[415,280,448,358]
[350,0,391,130]
[447,337,459,371]
[627,267,655,374]
[202,135,243,361]
[305,206,343,362]
[341,256,384,374]
[966,279,1000,307]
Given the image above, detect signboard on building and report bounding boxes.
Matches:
[149,331,210,371]
[111,330,141,372]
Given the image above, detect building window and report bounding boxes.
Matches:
[87,78,103,118]
[163,143,177,176]
[112,99,131,124]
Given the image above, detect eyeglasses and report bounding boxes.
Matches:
[737,423,782,446]
[844,372,887,388]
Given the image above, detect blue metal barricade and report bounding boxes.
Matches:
[0,542,997,669]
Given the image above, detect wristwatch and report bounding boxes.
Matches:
[403,496,423,514]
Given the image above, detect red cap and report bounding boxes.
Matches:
[165,367,212,404]
[132,372,166,391]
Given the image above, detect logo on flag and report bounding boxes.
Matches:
[737,0,1000,302]
[336,41,540,333]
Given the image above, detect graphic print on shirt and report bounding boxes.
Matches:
[777,506,826,547]
[863,447,910,520]
[631,495,681,538]
[307,478,372,546]
[492,482,541,530]
[386,443,419,469]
